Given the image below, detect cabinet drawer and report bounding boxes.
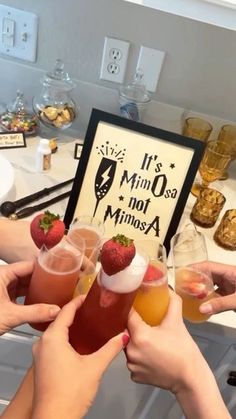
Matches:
[0,332,36,401]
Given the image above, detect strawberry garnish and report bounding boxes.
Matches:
[30,210,65,249]
[100,234,135,276]
[143,264,163,282]
[182,282,207,299]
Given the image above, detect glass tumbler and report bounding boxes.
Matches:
[190,188,226,228]
[214,209,236,250]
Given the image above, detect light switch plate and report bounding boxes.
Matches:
[0,5,38,62]
[137,46,165,92]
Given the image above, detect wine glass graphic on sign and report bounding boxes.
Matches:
[93,142,126,217]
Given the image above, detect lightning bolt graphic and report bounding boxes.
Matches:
[99,165,112,188]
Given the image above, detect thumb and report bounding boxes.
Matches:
[7,302,61,329]
[91,332,127,374]
[200,294,236,315]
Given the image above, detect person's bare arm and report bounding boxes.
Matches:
[0,219,38,263]
[1,367,34,419]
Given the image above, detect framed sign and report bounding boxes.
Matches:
[0,132,26,149]
[64,109,205,253]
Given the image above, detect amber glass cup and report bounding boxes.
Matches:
[217,124,236,179]
[182,117,213,142]
[191,140,232,197]
[183,118,213,197]
[190,188,226,228]
[214,209,236,250]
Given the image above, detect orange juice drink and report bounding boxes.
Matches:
[175,267,215,323]
[25,239,84,332]
[133,262,169,326]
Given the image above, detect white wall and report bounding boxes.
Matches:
[0,0,236,137]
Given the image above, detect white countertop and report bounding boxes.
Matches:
[1,134,236,332]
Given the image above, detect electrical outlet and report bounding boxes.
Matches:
[100,37,130,83]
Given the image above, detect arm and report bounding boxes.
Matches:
[31,296,126,419]
[1,368,34,419]
[126,292,231,419]
[0,218,38,263]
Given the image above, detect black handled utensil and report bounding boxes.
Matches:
[9,190,71,220]
[0,178,74,217]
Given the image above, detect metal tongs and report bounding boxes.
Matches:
[0,178,74,219]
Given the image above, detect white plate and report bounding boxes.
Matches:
[0,152,14,205]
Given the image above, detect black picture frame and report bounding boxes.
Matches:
[64,109,205,253]
[74,143,83,160]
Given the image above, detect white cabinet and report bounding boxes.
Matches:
[0,330,37,412]
[1,325,236,418]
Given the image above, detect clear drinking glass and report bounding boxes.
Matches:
[170,224,215,323]
[67,215,104,295]
[25,236,85,331]
[133,240,169,326]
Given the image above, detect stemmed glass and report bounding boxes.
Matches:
[170,224,215,323]
[133,240,169,326]
[191,140,232,197]
[217,124,236,180]
[67,215,105,296]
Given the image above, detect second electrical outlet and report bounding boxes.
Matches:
[100,36,130,83]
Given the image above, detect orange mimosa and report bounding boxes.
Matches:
[133,262,169,326]
[175,267,215,323]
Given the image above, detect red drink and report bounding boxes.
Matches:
[25,240,84,331]
[69,241,148,354]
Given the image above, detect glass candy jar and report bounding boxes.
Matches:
[0,91,38,136]
[33,59,77,130]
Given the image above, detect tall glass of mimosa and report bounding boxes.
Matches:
[170,224,215,323]
[133,241,169,326]
[25,236,85,331]
[69,234,149,354]
[67,215,104,295]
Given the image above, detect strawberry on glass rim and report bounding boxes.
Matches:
[30,210,65,249]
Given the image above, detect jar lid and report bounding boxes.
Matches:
[119,69,151,104]
[42,59,76,90]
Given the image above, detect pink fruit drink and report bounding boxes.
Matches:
[25,244,82,332]
[69,244,148,354]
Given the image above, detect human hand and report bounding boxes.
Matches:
[0,219,38,263]
[199,261,236,315]
[126,292,208,394]
[32,296,127,419]
[0,261,60,335]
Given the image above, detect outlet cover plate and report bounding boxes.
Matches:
[137,46,165,92]
[100,36,130,84]
[0,5,38,62]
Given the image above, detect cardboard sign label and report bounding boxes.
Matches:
[0,132,26,149]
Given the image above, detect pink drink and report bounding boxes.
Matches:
[69,249,148,354]
[25,241,83,331]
